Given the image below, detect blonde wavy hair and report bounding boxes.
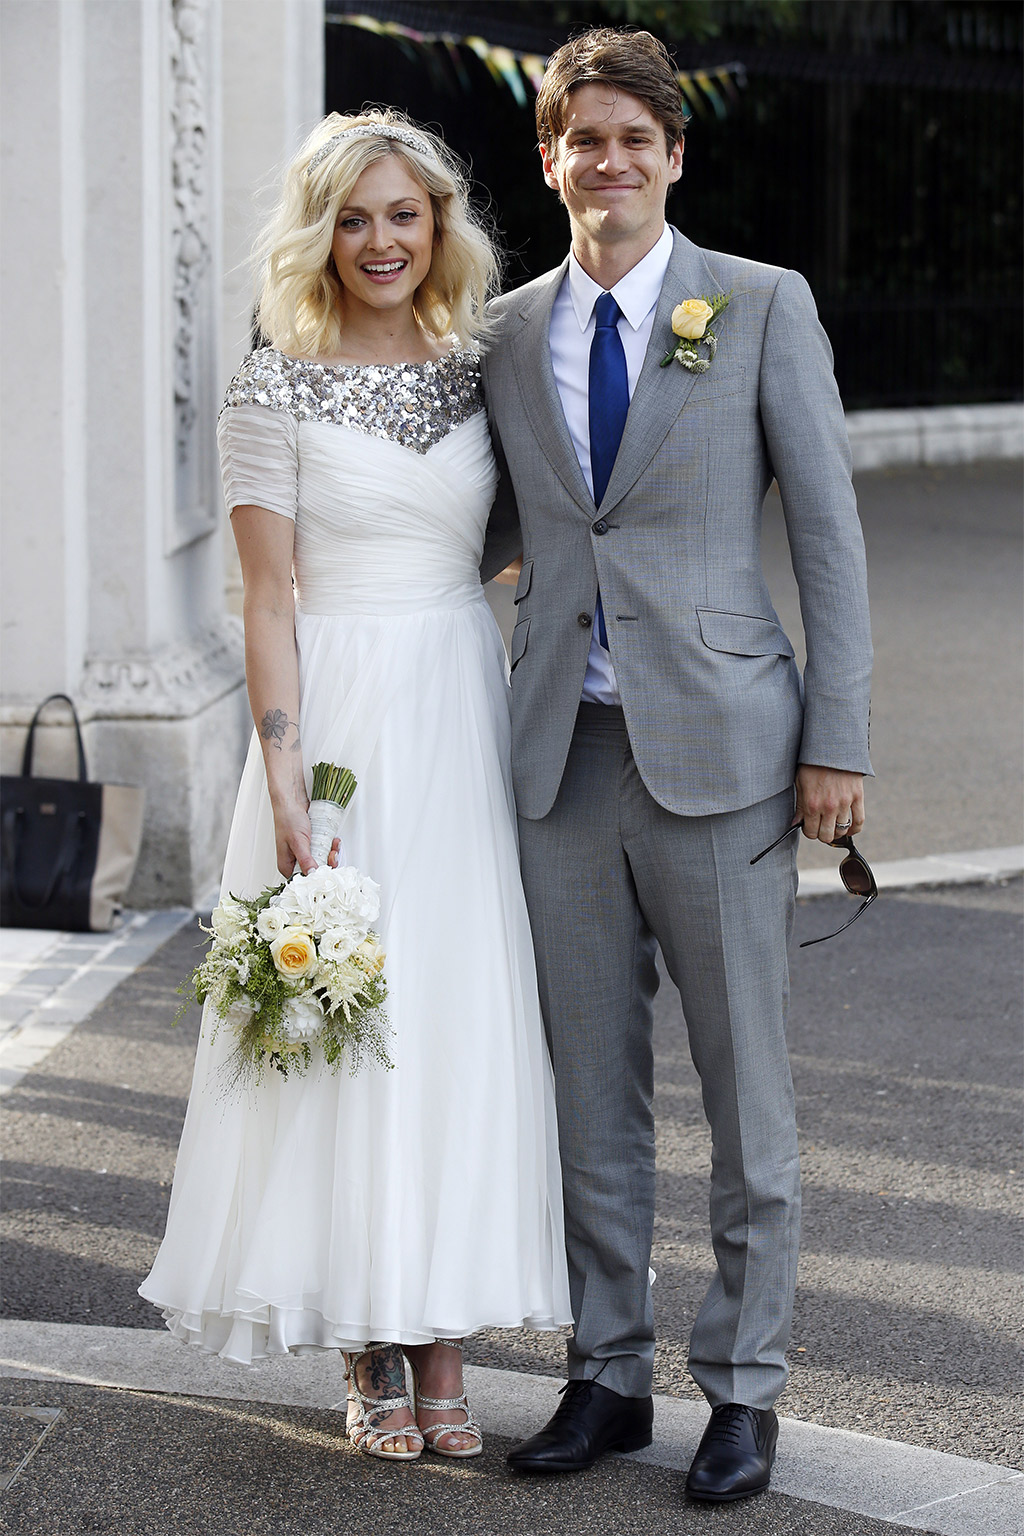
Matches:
[255,111,499,357]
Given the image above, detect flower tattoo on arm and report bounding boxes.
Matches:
[260,708,300,751]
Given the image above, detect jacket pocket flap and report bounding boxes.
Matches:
[697,608,795,658]
[513,559,533,604]
[689,365,748,403]
[510,615,531,669]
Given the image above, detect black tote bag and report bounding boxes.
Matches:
[0,695,144,931]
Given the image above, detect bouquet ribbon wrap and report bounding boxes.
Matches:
[303,763,357,872]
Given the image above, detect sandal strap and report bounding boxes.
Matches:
[415,1391,471,1412]
[422,1415,482,1444]
[358,1420,424,1453]
[344,1345,423,1450]
[348,1393,424,1452]
[349,1387,415,1415]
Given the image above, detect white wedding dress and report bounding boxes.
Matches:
[139,348,570,1363]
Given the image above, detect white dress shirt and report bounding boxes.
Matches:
[549,224,674,705]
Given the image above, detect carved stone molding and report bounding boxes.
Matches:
[74,619,245,721]
[168,0,217,551]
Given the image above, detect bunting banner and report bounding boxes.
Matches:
[328,12,746,120]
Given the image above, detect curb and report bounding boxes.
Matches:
[797,844,1023,898]
[0,1321,1020,1535]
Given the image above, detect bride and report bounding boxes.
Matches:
[140,110,570,1462]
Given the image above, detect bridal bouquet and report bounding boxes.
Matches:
[187,763,392,1084]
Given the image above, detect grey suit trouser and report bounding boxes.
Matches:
[518,705,801,1409]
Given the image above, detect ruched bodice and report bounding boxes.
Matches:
[292,413,496,614]
[216,346,496,615]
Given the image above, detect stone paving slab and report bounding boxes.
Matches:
[1,1321,1021,1535]
[0,910,191,1093]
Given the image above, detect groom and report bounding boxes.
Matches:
[481,27,872,1503]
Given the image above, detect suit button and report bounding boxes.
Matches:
[577,613,592,628]
[593,519,608,535]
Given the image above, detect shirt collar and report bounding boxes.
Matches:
[567,224,674,333]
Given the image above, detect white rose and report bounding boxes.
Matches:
[281,992,324,1042]
[211,896,250,946]
[256,906,288,942]
[318,927,358,964]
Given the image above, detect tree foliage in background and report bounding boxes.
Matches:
[326,0,1021,404]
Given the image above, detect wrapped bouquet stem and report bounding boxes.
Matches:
[305,761,357,869]
[185,763,391,1085]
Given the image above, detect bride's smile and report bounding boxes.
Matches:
[332,157,435,317]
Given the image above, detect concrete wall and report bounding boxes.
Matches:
[0,0,324,909]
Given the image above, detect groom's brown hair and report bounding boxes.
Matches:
[536,28,686,159]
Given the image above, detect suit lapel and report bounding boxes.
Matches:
[506,262,595,517]
[600,228,728,513]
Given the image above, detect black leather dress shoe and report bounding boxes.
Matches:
[506,1380,654,1473]
[684,1404,779,1502]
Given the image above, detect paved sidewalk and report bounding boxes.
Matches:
[1,884,1021,1534]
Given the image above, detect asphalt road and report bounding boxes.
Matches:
[3,879,1020,1472]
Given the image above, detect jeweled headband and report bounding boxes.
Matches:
[306,123,434,177]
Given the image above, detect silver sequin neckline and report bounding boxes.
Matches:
[222,346,483,456]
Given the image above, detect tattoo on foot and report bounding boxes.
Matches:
[260,708,295,750]
[364,1347,407,1398]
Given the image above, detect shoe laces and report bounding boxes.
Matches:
[553,1380,596,1417]
[705,1404,757,1447]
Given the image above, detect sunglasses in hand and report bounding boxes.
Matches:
[750,822,877,947]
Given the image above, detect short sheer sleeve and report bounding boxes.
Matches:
[217,404,298,521]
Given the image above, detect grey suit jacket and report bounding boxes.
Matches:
[481,227,873,821]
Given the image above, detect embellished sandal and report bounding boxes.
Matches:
[343,1345,424,1462]
[410,1338,483,1459]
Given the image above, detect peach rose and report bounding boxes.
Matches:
[671,298,714,341]
[269,928,317,979]
[355,938,386,973]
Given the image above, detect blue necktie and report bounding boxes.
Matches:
[588,292,628,648]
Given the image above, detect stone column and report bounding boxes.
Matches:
[1,0,322,909]
[220,0,325,612]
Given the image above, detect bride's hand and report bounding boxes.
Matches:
[492,557,523,586]
[273,807,344,878]
[273,802,314,878]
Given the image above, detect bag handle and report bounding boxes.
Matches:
[2,806,87,910]
[20,694,89,782]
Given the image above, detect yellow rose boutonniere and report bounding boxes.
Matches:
[672,298,715,340]
[661,291,731,374]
